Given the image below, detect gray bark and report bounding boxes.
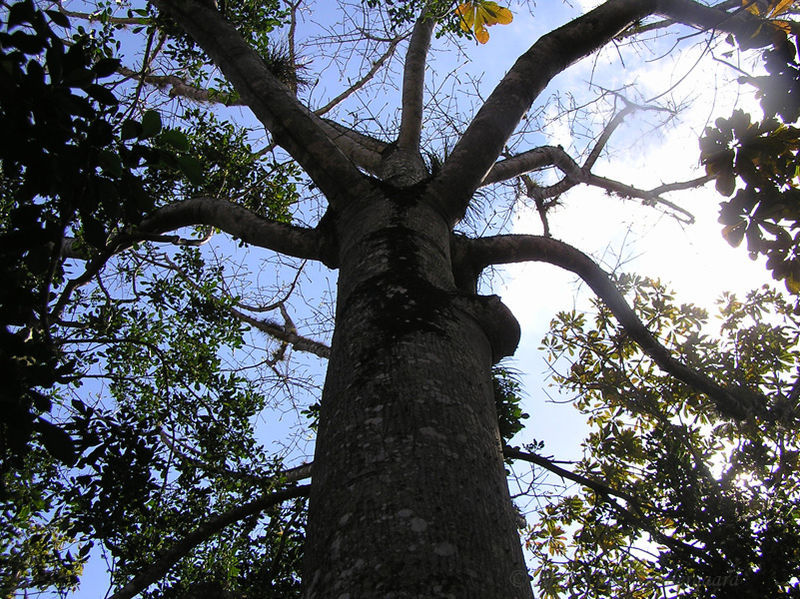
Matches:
[304,184,530,598]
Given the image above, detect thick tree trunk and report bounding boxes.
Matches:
[304,186,531,598]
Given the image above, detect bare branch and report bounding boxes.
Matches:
[116,62,386,170]
[456,234,768,420]
[314,33,407,117]
[483,142,703,224]
[108,484,310,599]
[504,446,641,506]
[582,104,637,171]
[149,250,330,358]
[117,66,245,105]
[148,0,371,204]
[584,172,708,222]
[482,145,584,187]
[50,198,321,322]
[430,0,657,224]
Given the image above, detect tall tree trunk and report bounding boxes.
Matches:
[304,187,531,598]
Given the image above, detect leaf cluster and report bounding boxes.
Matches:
[701,31,800,293]
[0,0,206,478]
[0,4,307,595]
[533,275,800,598]
[493,364,529,443]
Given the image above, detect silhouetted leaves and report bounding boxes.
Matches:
[702,31,800,293]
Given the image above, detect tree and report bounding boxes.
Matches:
[2,0,800,597]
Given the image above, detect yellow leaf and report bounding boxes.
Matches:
[785,274,800,294]
[455,1,513,44]
[768,0,795,17]
[772,18,794,33]
[455,3,474,32]
[742,0,761,15]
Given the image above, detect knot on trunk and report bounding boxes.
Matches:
[453,294,520,363]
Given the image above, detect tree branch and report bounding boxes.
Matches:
[456,234,767,420]
[482,143,703,224]
[50,198,321,322]
[505,445,717,565]
[157,426,313,485]
[484,105,639,186]
[117,65,245,105]
[116,62,386,171]
[148,0,370,204]
[482,145,584,187]
[398,15,436,151]
[317,118,386,174]
[429,0,772,225]
[504,446,640,506]
[107,484,310,599]
[231,306,331,359]
[314,33,407,117]
[430,0,657,224]
[134,197,322,259]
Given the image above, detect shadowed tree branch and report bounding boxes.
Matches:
[50,198,321,322]
[504,446,640,505]
[157,426,313,485]
[134,197,322,259]
[142,250,332,359]
[504,446,718,567]
[231,306,331,359]
[117,65,246,105]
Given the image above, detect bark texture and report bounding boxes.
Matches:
[304,184,530,598]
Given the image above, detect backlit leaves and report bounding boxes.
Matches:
[534,276,800,597]
[455,1,513,44]
[743,0,796,34]
[702,26,800,293]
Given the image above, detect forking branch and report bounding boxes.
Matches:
[429,0,775,226]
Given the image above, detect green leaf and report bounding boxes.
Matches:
[87,83,118,106]
[121,119,140,140]
[45,9,71,29]
[35,418,77,465]
[8,0,37,30]
[140,110,162,139]
[177,155,204,185]
[98,150,122,177]
[93,57,121,78]
[161,129,190,151]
